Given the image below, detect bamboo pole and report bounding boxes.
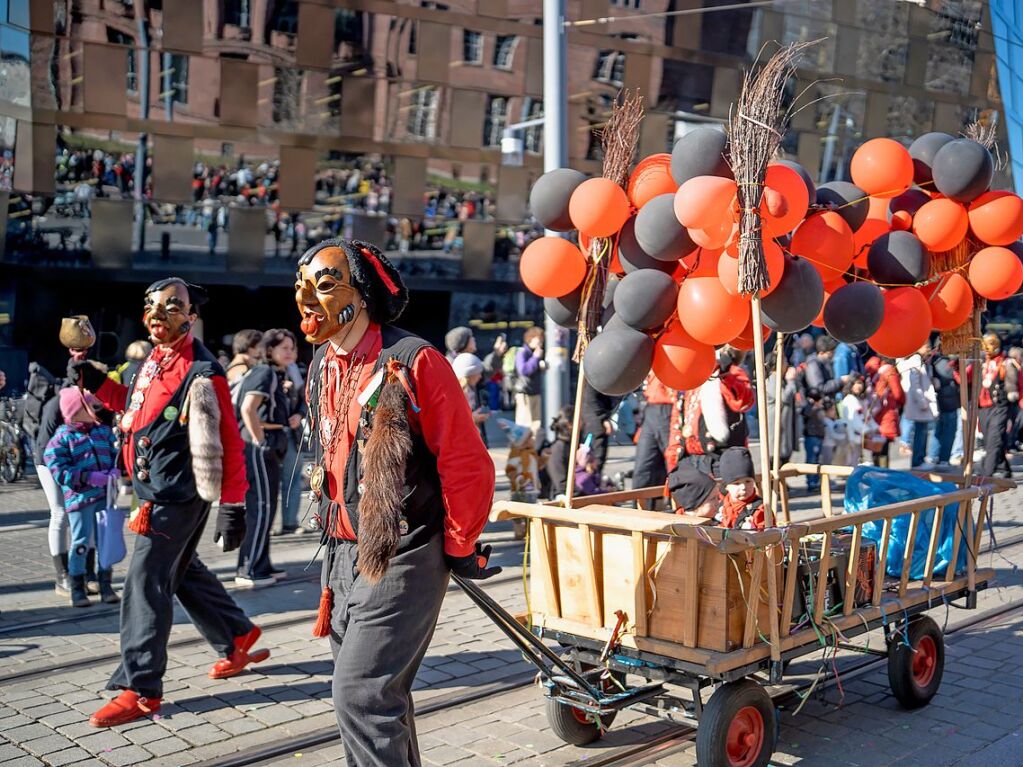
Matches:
[564,360,588,508]
[771,333,787,521]
[750,299,773,522]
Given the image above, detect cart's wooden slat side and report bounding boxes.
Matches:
[899,511,921,599]
[778,481,791,526]
[765,544,782,661]
[632,531,649,637]
[923,504,945,587]
[946,498,966,584]
[564,486,667,508]
[683,538,699,648]
[820,476,833,518]
[969,494,990,594]
[532,518,561,618]
[801,488,979,535]
[742,551,766,649]
[873,517,893,608]
[843,525,863,617]
[813,532,832,623]
[781,539,800,636]
[576,524,602,627]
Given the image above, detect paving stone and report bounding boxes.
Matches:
[19,734,75,757]
[141,736,189,758]
[99,745,152,766]
[42,747,93,766]
[73,730,131,754]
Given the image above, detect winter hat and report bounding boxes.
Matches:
[59,387,98,424]
[667,464,718,511]
[719,447,756,485]
[445,326,474,356]
[451,353,484,381]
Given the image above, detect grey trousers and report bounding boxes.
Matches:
[37,464,68,556]
[325,534,450,767]
[107,497,253,698]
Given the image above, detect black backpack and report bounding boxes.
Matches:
[21,362,58,442]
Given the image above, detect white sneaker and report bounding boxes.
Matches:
[234,575,276,589]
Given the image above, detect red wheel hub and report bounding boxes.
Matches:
[912,635,937,687]
[571,706,594,725]
[725,705,765,767]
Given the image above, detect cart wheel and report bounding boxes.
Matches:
[545,669,622,746]
[696,680,777,767]
[887,614,944,709]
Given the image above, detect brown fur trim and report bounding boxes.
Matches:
[188,377,223,502]
[357,375,412,583]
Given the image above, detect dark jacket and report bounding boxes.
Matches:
[515,346,544,396]
[931,355,960,414]
[803,354,843,397]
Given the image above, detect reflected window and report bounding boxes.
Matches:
[522,97,543,154]
[493,35,517,70]
[267,0,299,37]
[886,95,933,140]
[335,9,364,50]
[611,0,640,8]
[586,93,613,161]
[783,16,837,72]
[5,0,28,29]
[106,29,137,92]
[224,0,251,28]
[483,95,508,147]
[593,50,625,86]
[167,54,188,105]
[924,7,980,96]
[463,30,483,64]
[658,60,713,114]
[701,0,755,57]
[407,86,438,139]
[855,0,908,84]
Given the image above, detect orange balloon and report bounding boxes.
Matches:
[968,190,1023,246]
[627,154,677,210]
[868,287,932,358]
[852,218,891,267]
[519,236,587,298]
[969,246,1023,300]
[608,245,624,275]
[651,321,717,390]
[689,218,734,250]
[867,194,889,221]
[729,310,771,351]
[673,176,737,230]
[922,273,973,331]
[717,239,784,297]
[677,276,750,346]
[913,198,968,252]
[569,177,631,238]
[681,247,721,278]
[851,138,913,199]
[891,210,913,231]
[790,211,855,281]
[763,164,810,237]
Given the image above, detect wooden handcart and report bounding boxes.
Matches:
[461,465,1012,767]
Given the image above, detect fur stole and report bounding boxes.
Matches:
[188,377,223,502]
[357,373,412,583]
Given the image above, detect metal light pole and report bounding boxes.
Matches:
[542,0,569,433]
[132,2,151,253]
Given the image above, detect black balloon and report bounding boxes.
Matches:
[909,132,954,186]
[823,282,885,343]
[867,231,930,285]
[618,217,676,274]
[761,256,824,333]
[601,276,619,327]
[931,139,993,203]
[583,325,654,396]
[634,193,696,262]
[613,269,678,331]
[889,188,931,217]
[817,182,869,232]
[775,159,816,202]
[670,127,733,186]
[545,287,582,328]
[529,168,586,231]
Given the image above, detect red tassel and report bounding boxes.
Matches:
[128,501,152,536]
[312,586,333,638]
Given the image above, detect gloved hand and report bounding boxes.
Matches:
[214,504,247,552]
[86,471,109,487]
[67,359,109,392]
[445,542,502,580]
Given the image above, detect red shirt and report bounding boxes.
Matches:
[719,491,765,530]
[643,373,677,406]
[319,324,495,558]
[94,335,248,505]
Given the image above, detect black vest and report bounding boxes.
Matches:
[129,339,222,504]
[310,326,444,551]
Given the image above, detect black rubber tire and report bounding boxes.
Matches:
[696,679,777,767]
[544,669,622,746]
[887,614,944,709]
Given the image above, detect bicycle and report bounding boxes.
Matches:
[0,398,25,483]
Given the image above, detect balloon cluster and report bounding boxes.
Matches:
[520,127,1023,397]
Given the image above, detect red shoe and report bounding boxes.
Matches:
[207,626,270,679]
[89,690,161,727]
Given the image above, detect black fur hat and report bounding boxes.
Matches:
[297,238,408,325]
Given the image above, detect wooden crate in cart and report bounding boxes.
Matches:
[463,466,1012,767]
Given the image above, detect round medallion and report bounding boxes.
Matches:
[120,412,135,430]
[309,465,325,496]
[163,405,179,421]
[398,518,409,535]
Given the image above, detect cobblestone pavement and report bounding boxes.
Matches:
[1,444,1022,767]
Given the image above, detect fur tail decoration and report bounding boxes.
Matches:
[312,586,334,638]
[357,374,412,583]
[188,377,223,502]
[129,500,153,536]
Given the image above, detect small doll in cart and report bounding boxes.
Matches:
[717,447,765,531]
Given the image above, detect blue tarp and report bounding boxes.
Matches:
[843,466,971,580]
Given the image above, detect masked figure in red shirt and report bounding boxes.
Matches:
[71,278,265,728]
[297,239,498,767]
